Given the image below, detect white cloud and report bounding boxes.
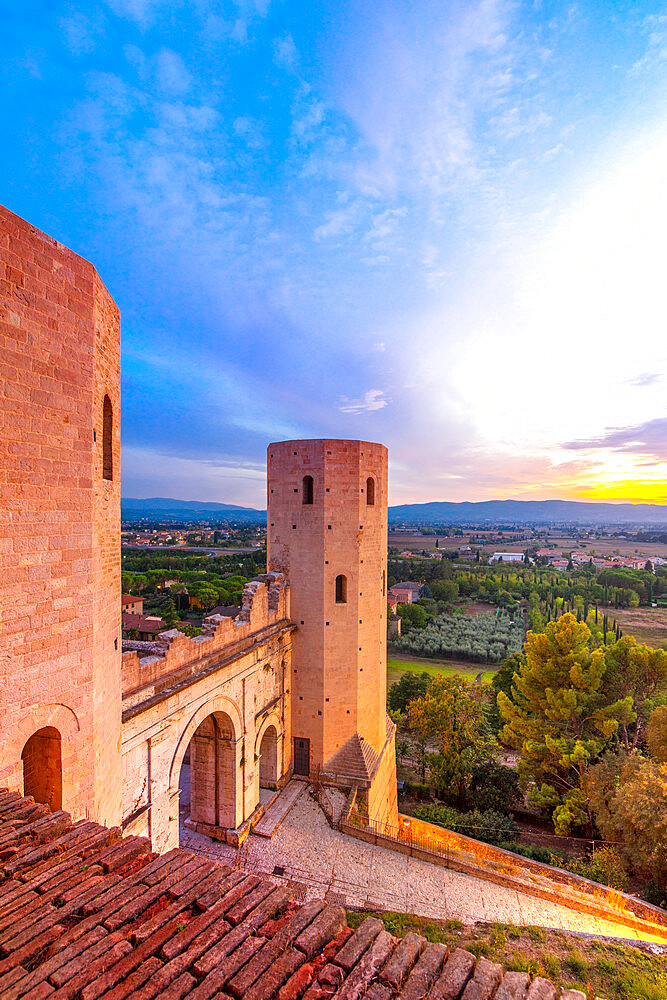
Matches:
[61,12,102,55]
[103,0,166,28]
[274,33,298,71]
[338,389,388,414]
[156,49,191,95]
[122,446,266,505]
[314,203,359,241]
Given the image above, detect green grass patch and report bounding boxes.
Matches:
[387,657,497,687]
[346,912,667,999]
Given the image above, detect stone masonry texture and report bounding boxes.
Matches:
[267,439,398,827]
[0,204,122,827]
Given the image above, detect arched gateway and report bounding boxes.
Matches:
[181,711,238,830]
[22,727,62,811]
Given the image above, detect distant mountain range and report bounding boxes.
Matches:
[387,499,667,525]
[122,496,666,526]
[121,497,265,523]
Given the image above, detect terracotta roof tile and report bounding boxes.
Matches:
[0,790,584,1000]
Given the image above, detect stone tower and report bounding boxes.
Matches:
[0,205,122,827]
[267,439,398,827]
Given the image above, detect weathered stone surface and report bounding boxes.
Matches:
[318,962,345,987]
[243,886,292,934]
[333,917,384,973]
[495,970,530,999]
[525,978,558,1000]
[18,981,54,999]
[195,870,247,911]
[461,957,503,1000]
[296,905,347,960]
[301,985,331,1000]
[0,923,65,980]
[227,900,325,998]
[7,927,107,995]
[559,991,586,1000]
[0,966,28,997]
[363,985,393,1000]
[243,947,305,1000]
[335,928,395,1000]
[88,955,163,1000]
[323,927,354,960]
[379,932,425,989]
[0,791,629,1000]
[428,947,476,1000]
[49,940,133,1000]
[277,959,319,1000]
[159,902,231,961]
[399,941,448,1000]
[76,915,187,1000]
[167,860,221,899]
[225,879,276,926]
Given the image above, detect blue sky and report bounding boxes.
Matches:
[3,0,666,505]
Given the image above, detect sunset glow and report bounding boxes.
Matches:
[3,1,665,506]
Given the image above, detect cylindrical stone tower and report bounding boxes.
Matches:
[268,439,397,825]
[0,205,122,827]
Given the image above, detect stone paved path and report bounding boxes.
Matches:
[253,780,306,837]
[180,786,658,942]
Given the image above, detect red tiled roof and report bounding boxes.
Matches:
[0,789,580,1000]
[122,614,164,635]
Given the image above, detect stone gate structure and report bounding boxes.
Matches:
[0,205,398,853]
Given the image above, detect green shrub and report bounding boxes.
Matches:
[395,611,524,664]
[413,803,460,828]
[496,841,556,865]
[455,809,519,846]
[469,761,520,814]
[565,949,589,976]
[413,804,518,846]
[560,845,629,891]
[541,954,561,980]
[388,672,432,713]
[403,781,431,800]
[642,879,667,909]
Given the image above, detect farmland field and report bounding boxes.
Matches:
[387,655,497,687]
[610,606,667,647]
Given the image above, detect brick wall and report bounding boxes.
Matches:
[0,205,122,826]
[267,440,391,776]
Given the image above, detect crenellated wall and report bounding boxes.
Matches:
[121,573,290,700]
[120,572,294,852]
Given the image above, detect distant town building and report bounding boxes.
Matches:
[490,552,524,563]
[121,613,166,641]
[389,587,414,604]
[121,594,143,615]
[388,580,427,604]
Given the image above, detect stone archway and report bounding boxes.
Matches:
[187,711,237,829]
[173,702,243,838]
[21,726,62,810]
[259,724,279,788]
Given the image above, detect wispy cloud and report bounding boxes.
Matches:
[338,390,388,414]
[628,372,661,387]
[563,419,667,461]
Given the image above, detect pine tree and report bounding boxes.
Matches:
[498,614,633,834]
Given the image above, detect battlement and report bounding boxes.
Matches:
[121,573,291,700]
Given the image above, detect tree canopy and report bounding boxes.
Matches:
[408,674,495,807]
[498,614,635,833]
